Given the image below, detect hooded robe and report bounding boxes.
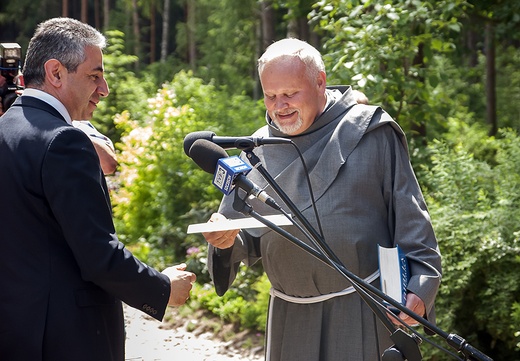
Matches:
[208,86,442,361]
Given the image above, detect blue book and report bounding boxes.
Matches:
[378,244,410,306]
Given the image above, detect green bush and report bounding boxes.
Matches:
[421,125,520,360]
[112,70,264,271]
[187,269,270,333]
[93,30,155,143]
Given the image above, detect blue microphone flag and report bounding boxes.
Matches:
[213,156,252,195]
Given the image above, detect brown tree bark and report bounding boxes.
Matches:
[160,0,171,63]
[485,21,497,136]
[187,0,196,69]
[81,0,88,23]
[62,0,68,17]
[103,0,110,30]
[150,0,157,64]
[94,0,100,29]
[260,1,275,52]
[410,43,427,140]
[132,0,141,61]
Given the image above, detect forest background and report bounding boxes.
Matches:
[1,0,520,360]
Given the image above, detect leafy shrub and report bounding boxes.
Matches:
[112,70,264,270]
[188,269,270,333]
[421,126,520,360]
[93,30,155,143]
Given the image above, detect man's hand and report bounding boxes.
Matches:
[90,136,117,175]
[162,263,196,307]
[202,213,239,249]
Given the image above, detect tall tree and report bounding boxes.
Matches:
[485,21,497,136]
[103,0,110,30]
[81,0,87,23]
[464,0,520,134]
[186,0,196,69]
[149,0,157,63]
[282,0,315,43]
[94,0,101,29]
[260,0,275,51]
[313,0,467,139]
[62,0,68,16]
[131,0,141,62]
[195,0,258,95]
[160,0,171,62]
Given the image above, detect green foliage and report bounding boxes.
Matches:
[188,0,259,95]
[312,0,468,137]
[145,55,187,91]
[427,54,486,135]
[513,301,520,351]
[94,30,156,143]
[467,0,520,41]
[434,44,520,135]
[421,125,520,360]
[111,70,264,270]
[188,270,270,332]
[496,46,520,132]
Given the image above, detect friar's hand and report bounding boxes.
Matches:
[389,292,425,327]
[202,213,239,249]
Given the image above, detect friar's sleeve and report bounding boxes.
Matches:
[208,228,262,296]
[381,122,442,324]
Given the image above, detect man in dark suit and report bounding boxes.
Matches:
[0,17,196,361]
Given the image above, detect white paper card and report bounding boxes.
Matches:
[187,214,292,234]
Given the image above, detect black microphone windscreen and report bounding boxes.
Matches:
[189,138,228,174]
[183,131,216,156]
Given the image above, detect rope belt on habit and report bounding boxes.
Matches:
[269,270,380,304]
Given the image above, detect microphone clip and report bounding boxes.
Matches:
[232,186,254,215]
[233,138,260,151]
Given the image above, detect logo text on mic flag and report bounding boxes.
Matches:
[212,156,252,195]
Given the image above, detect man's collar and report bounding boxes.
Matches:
[21,88,72,125]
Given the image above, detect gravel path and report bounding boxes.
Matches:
[124,304,264,361]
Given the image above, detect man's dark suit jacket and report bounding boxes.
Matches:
[0,96,171,361]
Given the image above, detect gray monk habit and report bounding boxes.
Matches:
[208,86,442,361]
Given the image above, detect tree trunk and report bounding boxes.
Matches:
[257,1,276,98]
[287,8,298,39]
[103,0,110,30]
[160,0,171,63]
[410,43,427,140]
[187,0,196,69]
[260,0,275,52]
[254,16,262,100]
[150,0,156,64]
[62,0,68,17]
[132,0,141,64]
[485,21,497,136]
[467,29,478,68]
[94,0,100,29]
[81,0,88,23]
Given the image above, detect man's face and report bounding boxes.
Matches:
[59,46,109,120]
[260,57,326,136]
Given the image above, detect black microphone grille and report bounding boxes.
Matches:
[188,138,228,174]
[183,131,216,156]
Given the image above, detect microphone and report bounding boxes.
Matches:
[183,130,291,155]
[212,155,252,196]
[188,139,281,210]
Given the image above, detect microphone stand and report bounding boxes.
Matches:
[236,147,493,361]
[233,192,422,361]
